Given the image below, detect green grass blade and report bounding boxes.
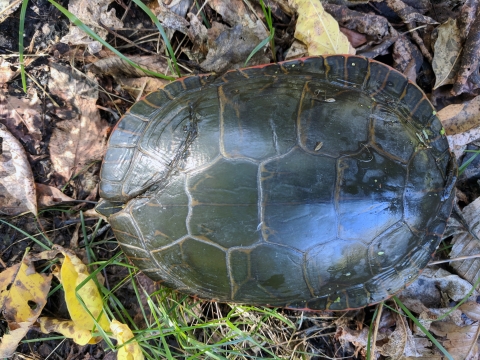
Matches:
[19,0,29,92]
[244,32,274,66]
[131,0,181,76]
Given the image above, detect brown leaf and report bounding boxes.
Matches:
[116,76,170,99]
[0,90,43,154]
[88,55,171,79]
[200,22,269,73]
[384,0,437,25]
[452,7,480,95]
[36,183,76,208]
[0,123,37,216]
[392,36,421,82]
[59,0,123,53]
[432,19,462,89]
[437,95,480,158]
[459,301,480,321]
[448,197,480,291]
[47,63,109,184]
[0,0,21,24]
[339,27,366,48]
[0,58,15,84]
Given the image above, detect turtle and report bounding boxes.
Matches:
[96,55,457,310]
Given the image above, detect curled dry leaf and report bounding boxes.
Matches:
[0,261,52,357]
[200,22,269,73]
[38,318,93,346]
[0,0,21,24]
[110,320,144,360]
[0,58,15,84]
[151,0,190,35]
[447,197,480,291]
[0,123,37,216]
[437,95,480,158]
[0,90,43,154]
[39,245,110,344]
[459,301,480,321]
[36,183,76,208]
[432,19,462,89]
[87,55,171,89]
[60,0,123,53]
[48,64,109,185]
[452,12,480,95]
[290,0,355,55]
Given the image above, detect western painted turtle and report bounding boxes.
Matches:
[96,55,456,310]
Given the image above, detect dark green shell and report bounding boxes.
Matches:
[97,56,456,310]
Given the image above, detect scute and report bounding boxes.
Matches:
[97,55,457,310]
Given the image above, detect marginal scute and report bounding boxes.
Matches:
[305,240,370,297]
[97,56,456,310]
[368,222,415,273]
[404,150,444,232]
[370,103,416,163]
[231,244,308,304]
[108,114,147,147]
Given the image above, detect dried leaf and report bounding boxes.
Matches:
[88,55,170,80]
[48,63,109,184]
[290,0,354,55]
[437,95,480,158]
[0,90,43,158]
[433,19,462,89]
[284,39,308,60]
[459,301,480,321]
[36,183,76,208]
[0,123,37,216]
[0,0,21,24]
[111,320,144,360]
[0,261,52,357]
[0,58,15,84]
[452,13,480,95]
[430,322,479,360]
[60,0,123,53]
[38,246,110,345]
[448,197,480,291]
[38,318,93,346]
[200,22,269,73]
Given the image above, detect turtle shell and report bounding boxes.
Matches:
[97,55,456,310]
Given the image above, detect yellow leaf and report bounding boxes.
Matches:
[58,250,110,333]
[38,317,93,346]
[0,261,51,357]
[290,0,355,55]
[111,320,144,360]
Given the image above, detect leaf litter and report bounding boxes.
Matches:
[1,0,480,359]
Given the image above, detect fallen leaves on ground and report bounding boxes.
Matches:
[0,257,52,357]
[0,247,143,358]
[47,63,109,192]
[60,0,123,54]
[290,0,354,55]
[437,95,480,158]
[444,197,480,291]
[0,123,37,216]
[432,19,462,89]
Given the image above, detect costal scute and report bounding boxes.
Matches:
[96,55,456,310]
